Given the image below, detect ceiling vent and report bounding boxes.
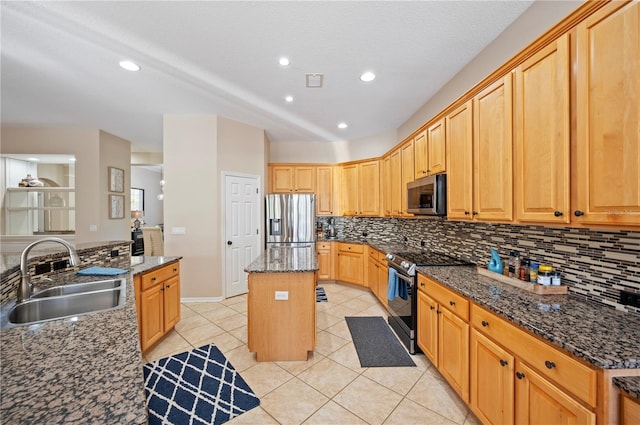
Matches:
[306,73,324,88]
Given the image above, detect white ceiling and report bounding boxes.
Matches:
[1,1,535,153]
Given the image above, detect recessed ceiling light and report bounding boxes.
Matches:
[119,60,141,71]
[337,122,348,129]
[285,95,294,103]
[279,57,290,66]
[360,71,376,82]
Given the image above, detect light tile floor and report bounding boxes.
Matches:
[143,282,481,425]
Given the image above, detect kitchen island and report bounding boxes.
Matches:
[244,245,318,361]
[0,245,181,425]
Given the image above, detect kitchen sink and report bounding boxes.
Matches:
[1,280,126,328]
[32,278,124,298]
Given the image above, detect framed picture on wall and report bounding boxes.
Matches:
[109,194,124,219]
[109,167,124,192]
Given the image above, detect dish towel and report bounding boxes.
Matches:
[77,266,129,276]
[387,267,399,301]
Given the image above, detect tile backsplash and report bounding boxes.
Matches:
[340,216,640,314]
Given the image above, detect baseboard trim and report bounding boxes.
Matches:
[180,297,225,303]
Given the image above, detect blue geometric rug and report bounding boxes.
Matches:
[143,344,260,425]
[316,286,328,302]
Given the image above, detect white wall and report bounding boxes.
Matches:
[130,166,164,226]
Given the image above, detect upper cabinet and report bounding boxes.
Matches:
[446,101,474,220]
[473,74,514,222]
[340,160,380,216]
[415,120,446,179]
[575,1,640,226]
[316,166,335,216]
[514,34,570,224]
[389,148,402,216]
[270,165,315,193]
[400,140,415,216]
[413,130,428,179]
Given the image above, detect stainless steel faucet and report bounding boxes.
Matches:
[18,237,80,303]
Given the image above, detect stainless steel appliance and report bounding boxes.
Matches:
[326,217,337,239]
[265,194,316,246]
[386,250,472,354]
[407,174,447,215]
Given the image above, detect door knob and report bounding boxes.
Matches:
[227,241,232,245]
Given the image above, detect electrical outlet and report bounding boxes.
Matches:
[421,240,426,247]
[275,291,289,301]
[620,290,640,308]
[35,263,51,275]
[110,249,119,257]
[53,260,68,271]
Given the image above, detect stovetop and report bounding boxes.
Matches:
[390,250,473,267]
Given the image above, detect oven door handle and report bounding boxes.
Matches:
[390,266,414,285]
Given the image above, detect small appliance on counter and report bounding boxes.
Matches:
[326,217,338,239]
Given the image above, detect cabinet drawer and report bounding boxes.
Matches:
[141,262,180,291]
[420,275,469,321]
[338,243,364,254]
[369,247,379,260]
[471,304,596,407]
[378,252,388,266]
[316,242,332,250]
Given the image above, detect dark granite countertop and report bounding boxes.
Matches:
[418,265,640,370]
[613,376,640,401]
[245,245,318,273]
[0,255,181,424]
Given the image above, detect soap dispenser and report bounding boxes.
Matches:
[488,248,503,274]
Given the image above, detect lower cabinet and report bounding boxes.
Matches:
[621,393,640,425]
[316,241,335,281]
[417,274,470,403]
[336,243,364,286]
[366,247,388,308]
[136,261,181,352]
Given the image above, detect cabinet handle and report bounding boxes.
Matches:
[430,305,435,310]
[449,300,455,306]
[420,282,425,287]
[464,211,470,215]
[500,359,508,367]
[545,360,556,369]
[151,277,156,282]
[472,211,478,216]
[516,372,525,380]
[161,287,164,292]
[436,310,441,315]
[481,320,489,327]
[554,211,563,217]
[173,268,177,272]
[574,210,584,217]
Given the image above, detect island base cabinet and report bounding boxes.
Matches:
[248,272,316,361]
[515,362,595,425]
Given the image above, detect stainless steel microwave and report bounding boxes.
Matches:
[407,174,447,215]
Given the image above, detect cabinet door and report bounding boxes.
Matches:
[163,275,181,330]
[382,156,391,216]
[414,130,428,178]
[417,289,438,367]
[576,1,640,226]
[515,362,595,425]
[473,75,514,222]
[140,283,164,352]
[271,166,294,192]
[377,262,388,308]
[470,329,515,425]
[438,307,470,402]
[427,118,446,175]
[359,160,380,216]
[317,247,332,280]
[390,149,402,216]
[337,251,363,285]
[294,166,315,192]
[367,255,378,291]
[515,34,570,223]
[341,164,359,215]
[316,166,334,215]
[401,141,415,216]
[446,101,474,220]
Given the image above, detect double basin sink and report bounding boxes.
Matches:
[1,278,126,328]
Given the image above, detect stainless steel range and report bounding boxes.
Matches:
[386,250,472,354]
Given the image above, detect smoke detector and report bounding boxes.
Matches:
[306,73,324,88]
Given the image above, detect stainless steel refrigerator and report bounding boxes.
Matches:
[265,194,316,247]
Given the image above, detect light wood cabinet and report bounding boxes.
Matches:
[446,100,474,220]
[428,119,446,176]
[341,160,380,216]
[470,328,515,425]
[316,241,334,281]
[575,1,640,226]
[515,362,595,425]
[414,130,428,179]
[270,165,315,193]
[316,166,335,215]
[514,34,570,224]
[389,148,402,216]
[621,393,640,425]
[336,242,364,285]
[417,274,469,402]
[417,289,438,366]
[473,74,514,222]
[400,141,415,216]
[138,261,181,352]
[382,155,391,216]
[366,247,388,308]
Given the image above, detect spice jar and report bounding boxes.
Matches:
[529,262,539,284]
[551,272,562,286]
[519,259,530,281]
[537,271,552,286]
[539,264,553,274]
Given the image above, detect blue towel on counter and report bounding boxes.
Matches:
[76,266,129,276]
[388,268,399,301]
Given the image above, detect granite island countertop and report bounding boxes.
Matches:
[0,255,181,424]
[245,245,318,273]
[614,376,640,401]
[418,265,640,370]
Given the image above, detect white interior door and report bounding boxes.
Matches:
[224,173,259,298]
